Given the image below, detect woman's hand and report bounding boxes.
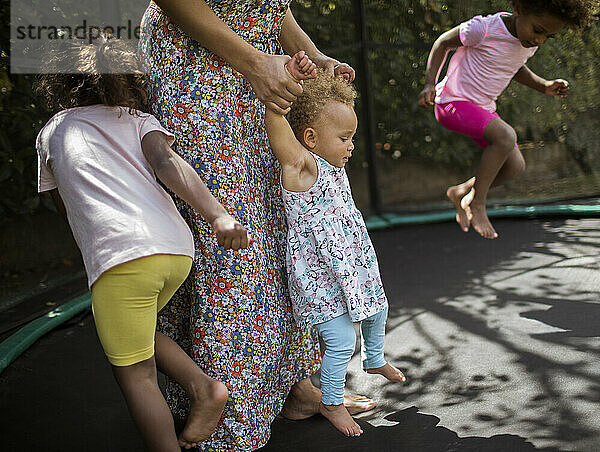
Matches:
[212,214,250,250]
[311,53,355,82]
[246,53,304,114]
[279,8,354,83]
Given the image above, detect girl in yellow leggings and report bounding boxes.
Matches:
[35,34,249,451]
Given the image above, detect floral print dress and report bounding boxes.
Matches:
[282,153,388,327]
[138,1,320,450]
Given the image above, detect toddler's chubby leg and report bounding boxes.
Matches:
[154,332,228,450]
[316,315,364,437]
[361,308,407,383]
[285,50,317,81]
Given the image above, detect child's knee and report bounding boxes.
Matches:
[112,356,157,385]
[487,123,517,152]
[325,326,356,359]
[497,129,517,151]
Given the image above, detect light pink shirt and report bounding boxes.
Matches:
[37,105,194,287]
[436,12,538,112]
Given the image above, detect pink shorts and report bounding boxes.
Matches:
[435,101,502,149]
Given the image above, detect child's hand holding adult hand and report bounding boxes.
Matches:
[545,79,569,98]
[212,215,250,250]
[418,85,435,107]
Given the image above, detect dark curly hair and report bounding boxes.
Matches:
[34,33,147,112]
[511,0,600,29]
[287,70,357,142]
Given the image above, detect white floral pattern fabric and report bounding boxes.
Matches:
[282,153,388,327]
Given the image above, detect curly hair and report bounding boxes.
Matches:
[287,70,358,141]
[510,0,600,29]
[34,33,147,112]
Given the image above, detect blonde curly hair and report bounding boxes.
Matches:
[287,70,358,142]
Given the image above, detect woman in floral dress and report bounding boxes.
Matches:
[138,0,356,449]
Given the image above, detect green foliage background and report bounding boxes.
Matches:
[1,0,599,224]
[292,0,600,210]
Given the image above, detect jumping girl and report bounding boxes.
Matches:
[418,0,598,239]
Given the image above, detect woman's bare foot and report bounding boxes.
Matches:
[285,50,317,82]
[281,379,375,419]
[320,403,363,437]
[446,177,475,232]
[344,394,376,414]
[281,377,321,420]
[366,363,406,383]
[178,378,229,449]
[468,203,498,239]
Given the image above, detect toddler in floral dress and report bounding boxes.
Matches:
[264,52,406,437]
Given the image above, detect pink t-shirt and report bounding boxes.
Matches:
[37,105,194,287]
[435,12,538,112]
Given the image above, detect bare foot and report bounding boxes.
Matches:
[320,403,363,437]
[446,177,475,232]
[366,363,406,383]
[281,379,375,419]
[468,203,498,239]
[344,394,376,414]
[285,50,317,82]
[178,378,229,449]
[281,377,321,420]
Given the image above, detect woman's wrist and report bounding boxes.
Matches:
[229,45,266,78]
[309,51,336,70]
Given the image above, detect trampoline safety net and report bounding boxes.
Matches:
[291,0,600,215]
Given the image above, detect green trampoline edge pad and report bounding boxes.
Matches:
[365,204,600,231]
[0,292,91,374]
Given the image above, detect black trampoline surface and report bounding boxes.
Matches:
[1,218,599,452]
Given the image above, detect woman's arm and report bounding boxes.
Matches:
[279,8,355,81]
[141,131,249,250]
[153,0,302,114]
[513,65,569,97]
[418,26,462,107]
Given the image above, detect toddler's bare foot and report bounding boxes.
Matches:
[320,403,363,437]
[285,50,317,82]
[344,394,376,414]
[366,363,406,383]
[446,177,475,232]
[178,378,229,449]
[468,203,498,239]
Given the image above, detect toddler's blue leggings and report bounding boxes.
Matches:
[314,307,388,406]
